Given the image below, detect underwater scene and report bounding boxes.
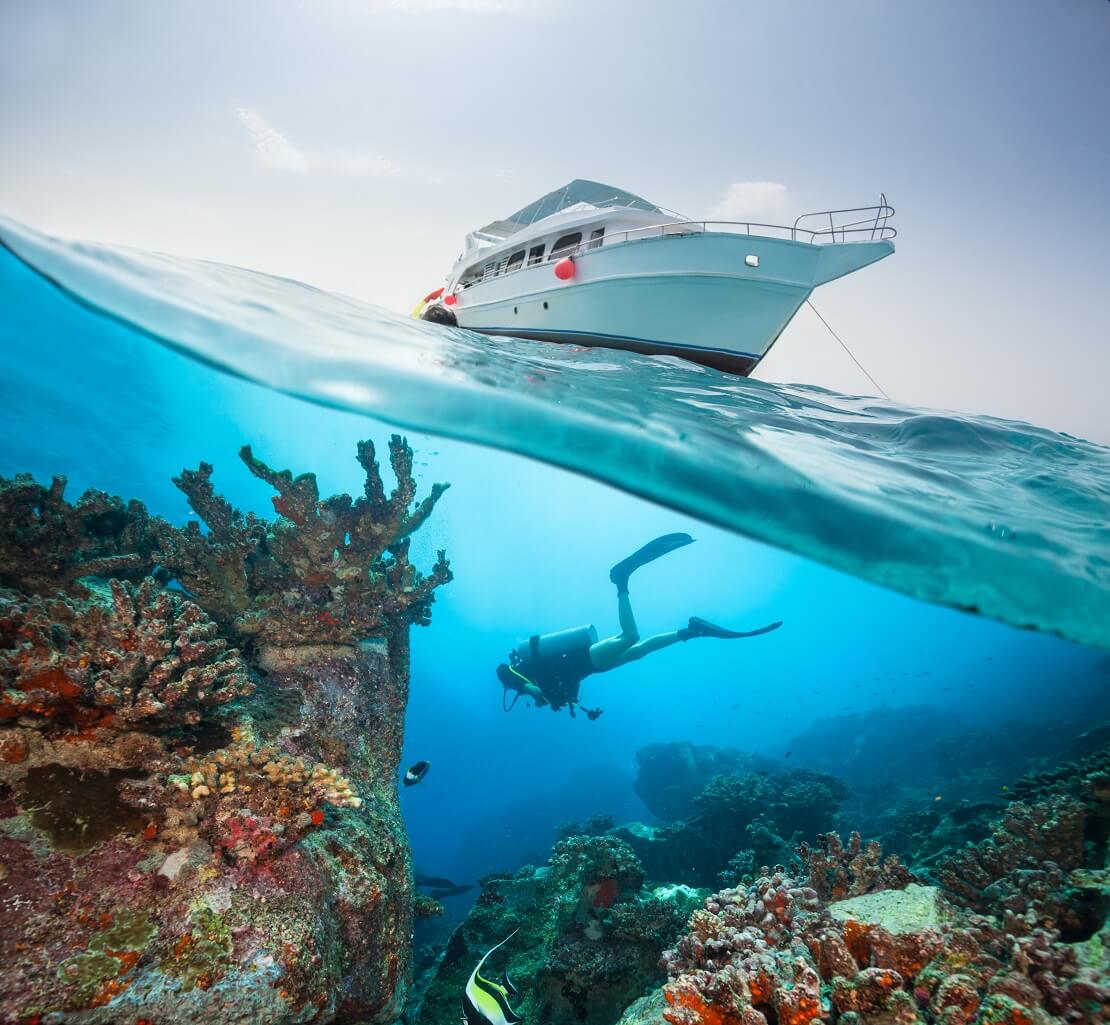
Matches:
[1,215,1109,1025]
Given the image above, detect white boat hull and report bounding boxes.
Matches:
[451,231,893,375]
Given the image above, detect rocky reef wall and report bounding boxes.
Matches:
[0,436,449,1024]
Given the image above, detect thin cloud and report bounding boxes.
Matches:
[234,107,398,177]
[235,107,309,173]
[711,181,791,223]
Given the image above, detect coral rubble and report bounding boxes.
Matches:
[0,438,449,1024]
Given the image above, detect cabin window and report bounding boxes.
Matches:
[588,227,605,250]
[549,232,582,259]
[527,244,545,266]
[506,250,526,273]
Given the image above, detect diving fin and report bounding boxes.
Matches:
[679,617,783,641]
[609,533,694,591]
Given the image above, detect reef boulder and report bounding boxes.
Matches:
[0,437,450,1024]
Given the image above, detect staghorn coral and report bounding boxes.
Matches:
[156,436,451,647]
[0,473,158,595]
[798,831,917,902]
[0,578,253,730]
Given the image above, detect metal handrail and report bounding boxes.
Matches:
[460,199,896,288]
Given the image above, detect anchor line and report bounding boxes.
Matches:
[805,299,891,401]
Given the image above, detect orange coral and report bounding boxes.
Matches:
[665,988,745,1025]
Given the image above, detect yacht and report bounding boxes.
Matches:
[415,179,895,376]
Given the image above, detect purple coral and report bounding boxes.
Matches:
[662,836,1110,1025]
[933,798,1086,917]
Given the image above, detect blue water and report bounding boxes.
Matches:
[2,216,1109,894]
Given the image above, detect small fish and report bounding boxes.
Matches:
[1001,785,1010,792]
[404,760,431,787]
[463,932,522,1025]
[934,795,943,802]
[784,751,793,759]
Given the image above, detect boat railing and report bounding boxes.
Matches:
[460,197,894,288]
[557,197,895,257]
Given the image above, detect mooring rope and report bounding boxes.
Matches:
[805,299,891,401]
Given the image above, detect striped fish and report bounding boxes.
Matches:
[462,931,522,1025]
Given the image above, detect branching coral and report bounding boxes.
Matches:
[797,831,916,902]
[0,578,253,730]
[932,798,1086,916]
[156,436,451,646]
[0,473,158,595]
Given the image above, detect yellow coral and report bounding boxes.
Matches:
[183,730,359,810]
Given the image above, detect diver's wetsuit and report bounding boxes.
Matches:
[520,643,595,710]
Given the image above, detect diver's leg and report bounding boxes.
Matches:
[611,630,682,666]
[588,591,641,671]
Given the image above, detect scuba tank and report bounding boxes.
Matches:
[513,625,598,668]
[503,625,600,715]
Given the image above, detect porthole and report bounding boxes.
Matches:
[543,301,549,310]
[514,306,518,315]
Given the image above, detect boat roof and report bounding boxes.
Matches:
[472,179,662,243]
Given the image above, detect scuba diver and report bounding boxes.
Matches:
[497,533,782,720]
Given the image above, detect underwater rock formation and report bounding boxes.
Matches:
[416,834,702,1025]
[634,742,780,822]
[0,437,450,1024]
[617,768,850,889]
[661,835,1110,1025]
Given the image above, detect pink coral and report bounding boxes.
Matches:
[663,836,1110,1025]
[0,579,252,730]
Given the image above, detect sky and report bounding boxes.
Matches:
[1,0,1109,443]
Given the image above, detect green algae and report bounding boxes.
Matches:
[163,905,234,991]
[89,908,156,953]
[56,950,120,1005]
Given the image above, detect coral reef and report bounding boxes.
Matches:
[661,835,1110,1025]
[617,769,850,889]
[798,831,917,902]
[0,473,158,596]
[416,835,697,1025]
[634,743,780,822]
[0,436,448,1024]
[1,578,252,730]
[557,812,618,841]
[156,435,451,649]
